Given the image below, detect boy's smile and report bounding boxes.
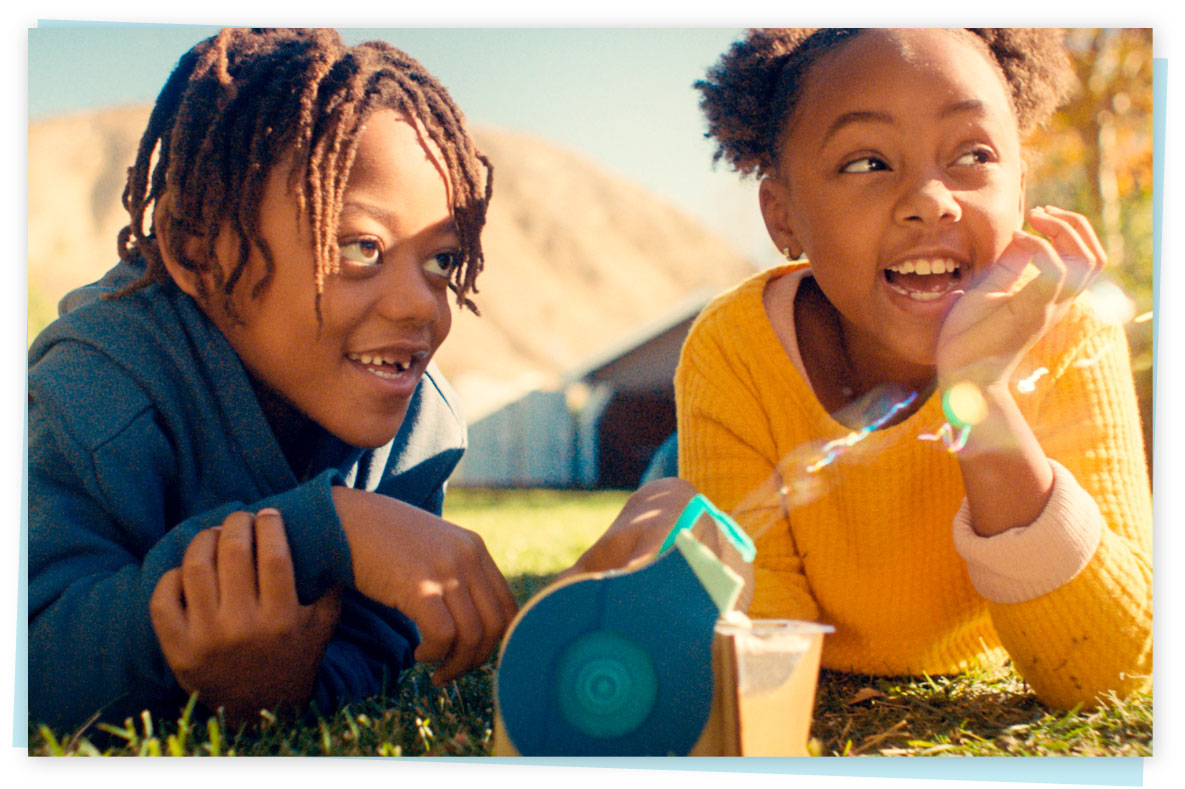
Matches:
[760,28,1025,389]
[197,110,459,450]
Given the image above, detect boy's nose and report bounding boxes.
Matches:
[377,261,443,326]
[893,176,962,226]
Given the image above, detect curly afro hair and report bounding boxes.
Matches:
[695,28,1075,178]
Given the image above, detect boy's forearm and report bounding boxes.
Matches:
[953,383,1054,537]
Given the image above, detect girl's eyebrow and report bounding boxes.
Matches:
[822,99,991,146]
[822,110,893,145]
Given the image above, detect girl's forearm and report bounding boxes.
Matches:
[953,383,1054,537]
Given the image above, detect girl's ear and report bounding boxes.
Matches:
[759,176,804,260]
[153,193,206,301]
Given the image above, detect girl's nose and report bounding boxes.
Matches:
[893,176,962,226]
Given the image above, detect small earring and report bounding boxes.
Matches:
[781,247,797,261]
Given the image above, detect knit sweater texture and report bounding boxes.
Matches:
[675,264,1152,708]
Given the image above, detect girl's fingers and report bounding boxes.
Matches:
[216,511,258,607]
[1028,207,1103,300]
[976,230,1042,296]
[1041,205,1107,270]
[253,508,299,612]
[180,527,222,622]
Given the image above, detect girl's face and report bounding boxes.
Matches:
[760,29,1026,378]
[203,110,459,449]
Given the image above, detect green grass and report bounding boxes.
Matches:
[27,488,1152,757]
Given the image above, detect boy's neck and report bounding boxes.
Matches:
[248,374,319,480]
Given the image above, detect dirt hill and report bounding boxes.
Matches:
[28,107,756,417]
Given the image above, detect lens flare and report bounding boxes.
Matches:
[918,422,971,453]
[1016,367,1049,394]
[942,382,988,427]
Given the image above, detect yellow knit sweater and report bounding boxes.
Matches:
[675,264,1152,709]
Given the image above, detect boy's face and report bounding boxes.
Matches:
[761,28,1025,375]
[203,110,459,449]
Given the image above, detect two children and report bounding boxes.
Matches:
[29,26,1151,734]
[679,28,1152,709]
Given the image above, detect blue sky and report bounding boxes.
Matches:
[27,23,776,266]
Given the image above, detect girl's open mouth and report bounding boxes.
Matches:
[883,258,965,302]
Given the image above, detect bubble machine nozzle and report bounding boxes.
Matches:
[493,494,833,756]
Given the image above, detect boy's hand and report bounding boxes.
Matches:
[936,206,1106,389]
[149,509,342,725]
[331,488,518,686]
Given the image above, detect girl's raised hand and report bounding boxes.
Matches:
[936,206,1106,389]
[149,510,343,724]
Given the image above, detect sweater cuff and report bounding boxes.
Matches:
[952,459,1103,604]
[256,468,355,605]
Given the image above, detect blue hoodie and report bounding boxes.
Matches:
[27,260,466,730]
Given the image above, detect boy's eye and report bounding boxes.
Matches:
[340,239,383,267]
[840,156,889,174]
[424,250,460,278]
[952,148,994,167]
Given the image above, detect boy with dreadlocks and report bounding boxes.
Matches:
[28,28,518,730]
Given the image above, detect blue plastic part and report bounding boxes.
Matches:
[497,547,719,755]
[556,631,658,739]
[660,493,756,562]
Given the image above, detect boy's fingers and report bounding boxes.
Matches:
[254,508,299,611]
[149,567,187,641]
[216,511,258,606]
[433,584,484,686]
[477,551,518,626]
[180,527,221,621]
[412,590,456,666]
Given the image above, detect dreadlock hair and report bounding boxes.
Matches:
[116,27,493,319]
[696,28,1075,178]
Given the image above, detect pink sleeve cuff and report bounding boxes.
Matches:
[952,459,1103,604]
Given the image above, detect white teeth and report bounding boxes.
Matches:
[886,258,960,275]
[348,351,415,372]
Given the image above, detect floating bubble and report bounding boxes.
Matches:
[728,387,921,541]
[943,381,988,427]
[1016,367,1049,394]
[1133,311,1153,324]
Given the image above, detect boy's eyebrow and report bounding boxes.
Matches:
[341,200,458,235]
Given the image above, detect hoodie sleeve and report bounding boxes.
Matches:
[27,345,354,730]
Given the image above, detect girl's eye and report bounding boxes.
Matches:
[840,156,889,174]
[340,239,383,267]
[424,250,460,278]
[953,148,994,167]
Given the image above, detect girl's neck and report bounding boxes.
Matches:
[794,276,934,427]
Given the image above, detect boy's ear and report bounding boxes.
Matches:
[758,176,803,260]
[152,193,206,301]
